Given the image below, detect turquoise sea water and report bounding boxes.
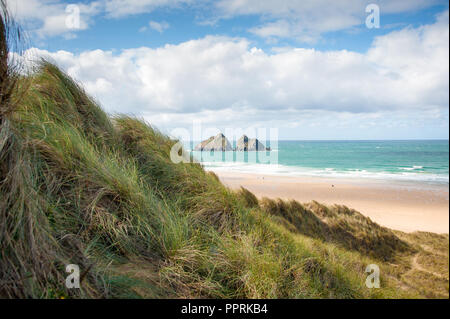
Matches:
[189,140,449,185]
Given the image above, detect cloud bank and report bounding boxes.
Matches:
[21,10,449,137]
[216,0,444,42]
[8,0,446,40]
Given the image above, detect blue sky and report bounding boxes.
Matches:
[25,1,448,53]
[10,0,450,140]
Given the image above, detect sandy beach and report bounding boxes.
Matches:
[213,171,449,234]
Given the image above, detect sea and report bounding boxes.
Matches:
[188,140,449,185]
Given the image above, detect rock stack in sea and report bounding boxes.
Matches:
[235,135,270,151]
[195,134,270,151]
[235,135,249,151]
[194,133,233,151]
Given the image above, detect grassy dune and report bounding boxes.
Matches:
[0,3,448,299]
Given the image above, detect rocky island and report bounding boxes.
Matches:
[235,135,270,151]
[194,133,233,151]
[194,134,270,151]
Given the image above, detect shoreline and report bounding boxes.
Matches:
[210,170,449,234]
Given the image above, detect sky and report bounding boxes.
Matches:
[8,0,450,140]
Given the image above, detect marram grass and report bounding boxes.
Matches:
[0,5,448,299]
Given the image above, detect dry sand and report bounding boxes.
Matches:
[212,171,449,234]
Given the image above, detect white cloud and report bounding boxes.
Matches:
[149,20,169,33]
[216,0,439,17]
[216,0,444,42]
[7,0,182,37]
[22,11,449,136]
[103,0,192,18]
[249,20,291,38]
[8,0,101,38]
[8,0,445,41]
